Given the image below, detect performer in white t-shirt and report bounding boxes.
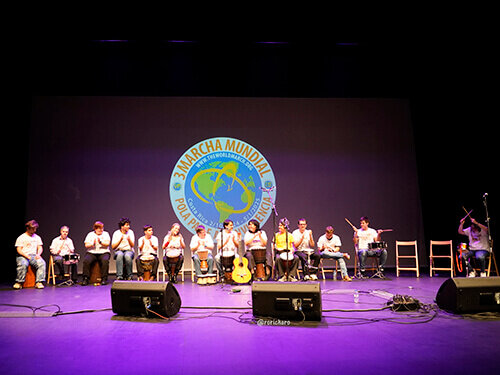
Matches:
[162,223,185,283]
[353,216,386,278]
[14,220,46,289]
[82,221,111,285]
[318,226,352,281]
[50,225,77,282]
[215,219,241,279]
[293,218,321,280]
[111,218,135,280]
[136,225,159,281]
[458,215,490,277]
[243,219,268,280]
[190,225,215,281]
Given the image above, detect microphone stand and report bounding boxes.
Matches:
[482,193,493,254]
[260,186,278,280]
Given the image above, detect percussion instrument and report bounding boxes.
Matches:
[196,273,217,285]
[458,242,468,252]
[279,251,294,276]
[197,249,209,274]
[302,249,318,272]
[251,247,267,279]
[63,253,80,265]
[166,249,181,276]
[222,252,235,283]
[140,258,155,281]
[368,241,388,250]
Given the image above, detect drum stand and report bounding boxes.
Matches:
[57,262,77,287]
[305,251,318,278]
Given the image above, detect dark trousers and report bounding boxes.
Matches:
[295,250,321,275]
[82,252,110,280]
[276,253,299,278]
[53,255,78,280]
[136,256,159,278]
[163,255,184,276]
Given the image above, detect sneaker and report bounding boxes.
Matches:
[343,253,351,260]
[310,274,318,280]
[480,272,487,277]
[342,275,352,282]
[35,282,44,289]
[278,276,287,282]
[13,282,22,289]
[303,275,311,281]
[289,276,298,282]
[82,278,89,286]
[468,271,476,278]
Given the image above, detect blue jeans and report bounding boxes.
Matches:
[16,256,46,283]
[192,253,215,276]
[114,250,134,278]
[357,249,387,271]
[461,250,489,273]
[321,250,348,277]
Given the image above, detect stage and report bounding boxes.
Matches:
[1,273,499,375]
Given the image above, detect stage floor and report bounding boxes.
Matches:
[0,273,499,375]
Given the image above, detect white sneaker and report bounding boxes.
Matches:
[13,283,22,289]
[310,274,318,280]
[468,271,476,278]
[289,276,298,282]
[480,272,487,277]
[278,276,287,282]
[35,282,44,289]
[303,275,310,281]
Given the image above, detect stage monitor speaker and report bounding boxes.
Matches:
[111,281,181,318]
[252,281,322,321]
[435,277,500,313]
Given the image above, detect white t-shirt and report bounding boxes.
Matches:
[84,231,111,254]
[356,228,378,250]
[464,227,490,251]
[163,235,183,250]
[244,230,268,250]
[215,230,239,254]
[138,235,159,259]
[112,229,135,251]
[50,236,75,256]
[292,229,314,251]
[190,234,214,253]
[317,234,342,252]
[15,233,43,257]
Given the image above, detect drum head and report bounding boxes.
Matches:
[279,252,294,261]
[222,250,235,257]
[167,249,182,258]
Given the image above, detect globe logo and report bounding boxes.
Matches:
[170,137,277,236]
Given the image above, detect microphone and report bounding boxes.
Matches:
[483,192,488,198]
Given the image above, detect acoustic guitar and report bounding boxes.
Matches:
[232,233,252,283]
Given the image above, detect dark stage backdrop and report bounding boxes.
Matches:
[26,96,424,272]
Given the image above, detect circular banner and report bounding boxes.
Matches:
[170,137,276,236]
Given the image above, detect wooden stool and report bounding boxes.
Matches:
[320,258,340,280]
[23,265,36,288]
[396,241,420,277]
[429,240,454,277]
[47,255,57,285]
[89,261,102,284]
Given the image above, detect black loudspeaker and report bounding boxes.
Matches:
[111,281,181,317]
[252,282,322,321]
[435,277,500,313]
